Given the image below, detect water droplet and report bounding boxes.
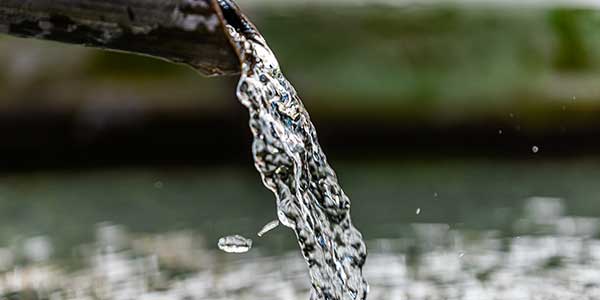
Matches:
[154,181,163,189]
[433,192,439,198]
[459,252,465,258]
[217,235,253,253]
[509,113,515,118]
[258,220,280,237]
[416,208,421,215]
[532,146,539,154]
[498,129,503,135]
[38,20,54,32]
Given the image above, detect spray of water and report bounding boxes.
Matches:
[217,2,369,299]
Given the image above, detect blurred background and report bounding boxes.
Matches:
[2,0,600,299]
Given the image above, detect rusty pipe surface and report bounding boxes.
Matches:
[0,0,241,76]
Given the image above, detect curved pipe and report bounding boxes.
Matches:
[0,0,242,76]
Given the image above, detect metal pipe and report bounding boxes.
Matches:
[0,0,241,76]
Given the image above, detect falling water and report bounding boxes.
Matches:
[217,1,368,299]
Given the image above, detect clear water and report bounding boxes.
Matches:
[218,235,253,253]
[221,10,369,300]
[258,220,280,237]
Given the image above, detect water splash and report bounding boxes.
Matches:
[218,235,253,253]
[258,220,280,237]
[220,3,369,299]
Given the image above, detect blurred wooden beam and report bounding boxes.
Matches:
[0,0,240,76]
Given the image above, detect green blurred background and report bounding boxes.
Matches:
[4,2,600,122]
[1,0,600,255]
[3,1,600,169]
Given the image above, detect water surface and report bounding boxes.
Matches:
[0,160,599,298]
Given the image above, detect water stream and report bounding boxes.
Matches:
[217,1,369,299]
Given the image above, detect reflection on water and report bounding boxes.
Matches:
[1,197,599,300]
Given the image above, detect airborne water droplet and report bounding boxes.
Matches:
[217,235,253,253]
[532,146,539,154]
[258,220,280,237]
[416,208,421,215]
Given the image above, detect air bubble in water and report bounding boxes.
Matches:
[258,220,280,237]
[217,235,253,253]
